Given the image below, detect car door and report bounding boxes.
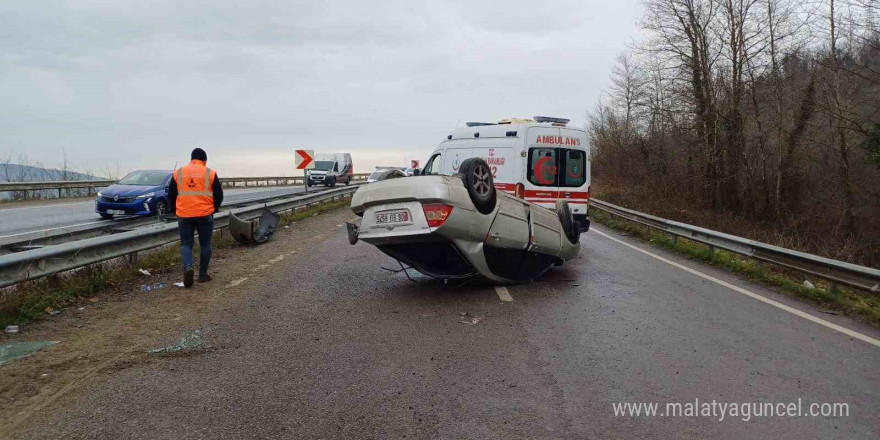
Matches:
[472,138,516,195]
[482,194,531,281]
[441,139,474,175]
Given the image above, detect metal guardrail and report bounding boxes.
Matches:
[0,186,352,253]
[0,186,360,288]
[590,198,880,293]
[0,174,371,194]
[223,173,370,187]
[0,180,116,191]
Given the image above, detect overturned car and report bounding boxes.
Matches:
[348,158,583,283]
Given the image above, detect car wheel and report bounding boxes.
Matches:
[328,177,336,188]
[100,213,113,220]
[556,200,580,244]
[457,158,496,215]
[156,199,168,217]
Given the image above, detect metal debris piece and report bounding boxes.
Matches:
[230,208,281,245]
[149,330,203,354]
[458,313,483,325]
[0,341,58,365]
[139,269,151,276]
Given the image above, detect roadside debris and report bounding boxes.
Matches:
[0,341,58,365]
[230,208,280,245]
[803,280,815,289]
[149,330,203,354]
[138,269,152,276]
[174,282,185,288]
[45,307,60,316]
[141,282,166,293]
[459,312,483,325]
[5,325,19,334]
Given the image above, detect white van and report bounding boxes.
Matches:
[308,153,354,187]
[421,116,590,227]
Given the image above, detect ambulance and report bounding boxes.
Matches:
[420,116,590,228]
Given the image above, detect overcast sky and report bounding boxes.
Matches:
[1,0,642,177]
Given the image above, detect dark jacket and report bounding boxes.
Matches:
[168,172,224,215]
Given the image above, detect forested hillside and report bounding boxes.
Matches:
[589,0,880,266]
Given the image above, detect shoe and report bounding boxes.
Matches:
[198,274,212,283]
[184,267,194,288]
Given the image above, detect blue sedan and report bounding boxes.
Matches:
[96,170,173,219]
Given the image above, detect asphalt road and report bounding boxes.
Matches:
[0,185,310,239]
[13,212,879,439]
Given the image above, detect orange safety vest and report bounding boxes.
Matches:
[173,160,217,218]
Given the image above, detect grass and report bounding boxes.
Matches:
[590,208,880,327]
[0,196,352,327]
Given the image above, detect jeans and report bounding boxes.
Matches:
[178,215,214,276]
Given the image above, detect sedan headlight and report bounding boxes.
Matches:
[136,192,155,199]
[97,192,103,197]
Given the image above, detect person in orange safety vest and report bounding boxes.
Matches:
[168,148,224,287]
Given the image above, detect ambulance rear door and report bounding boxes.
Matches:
[524,126,562,209]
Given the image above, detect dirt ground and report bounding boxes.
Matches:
[0,206,359,436]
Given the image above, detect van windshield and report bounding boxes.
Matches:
[313,161,334,171]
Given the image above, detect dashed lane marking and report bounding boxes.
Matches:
[495,286,513,302]
[591,228,880,348]
[226,277,248,288]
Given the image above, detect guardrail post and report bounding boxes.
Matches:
[672,235,678,246]
[829,281,839,296]
[128,251,138,265]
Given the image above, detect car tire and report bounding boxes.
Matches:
[100,213,113,220]
[328,177,336,188]
[457,158,496,215]
[556,200,580,244]
[156,199,168,217]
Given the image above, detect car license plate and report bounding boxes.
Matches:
[107,210,126,215]
[376,210,409,224]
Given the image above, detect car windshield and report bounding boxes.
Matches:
[313,161,334,171]
[117,171,168,186]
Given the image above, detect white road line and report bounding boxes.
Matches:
[591,228,880,348]
[0,200,94,212]
[495,286,513,302]
[226,277,248,288]
[0,219,110,240]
